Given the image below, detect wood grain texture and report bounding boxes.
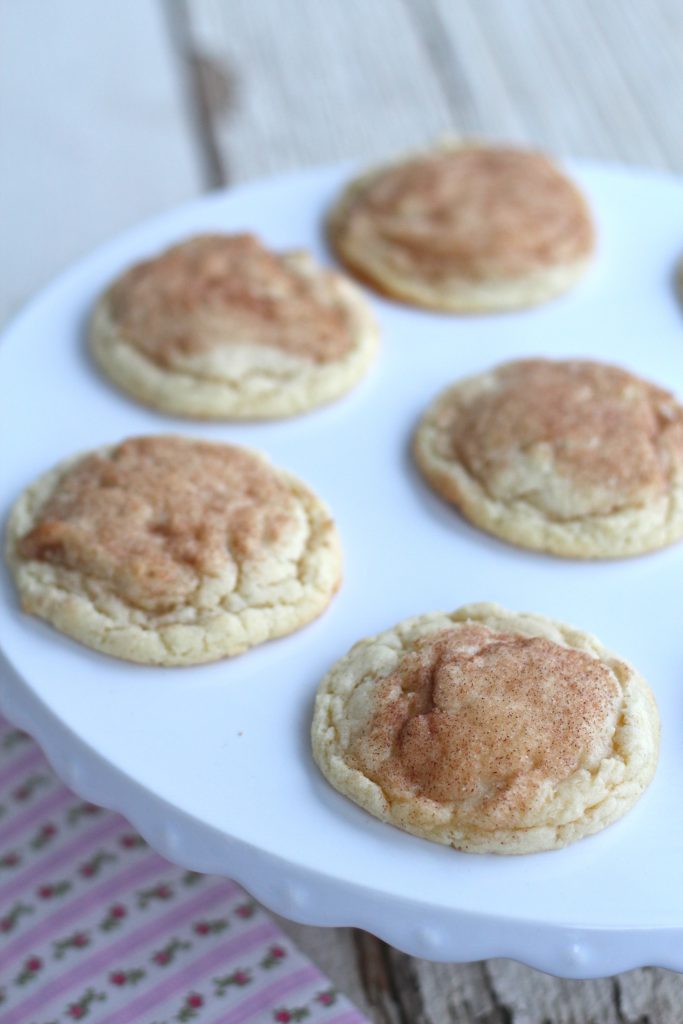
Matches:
[181,0,453,182]
[421,0,677,169]
[3,1,683,1020]
[0,0,203,324]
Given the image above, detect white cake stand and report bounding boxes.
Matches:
[2,161,683,979]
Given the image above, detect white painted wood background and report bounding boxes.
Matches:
[1,1,682,1020]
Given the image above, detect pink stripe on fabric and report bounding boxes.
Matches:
[0,814,123,903]
[1,881,238,1024]
[210,965,322,1024]
[0,746,43,792]
[3,852,166,965]
[0,786,69,846]
[96,921,279,1024]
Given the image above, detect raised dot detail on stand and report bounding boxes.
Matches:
[567,942,589,967]
[64,759,86,792]
[415,925,441,952]
[159,823,181,855]
[281,881,308,912]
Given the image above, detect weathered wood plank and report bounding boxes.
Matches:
[586,0,683,170]
[486,960,622,1024]
[423,0,675,169]
[616,966,683,1022]
[385,948,512,1024]
[0,0,203,324]
[182,0,454,182]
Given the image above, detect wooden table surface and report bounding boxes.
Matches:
[2,2,682,1020]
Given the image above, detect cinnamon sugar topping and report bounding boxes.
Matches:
[343,148,594,281]
[441,360,683,519]
[348,625,622,829]
[107,234,354,366]
[18,437,298,613]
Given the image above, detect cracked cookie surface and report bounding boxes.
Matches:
[7,436,342,665]
[90,234,378,419]
[328,142,594,312]
[414,358,683,558]
[311,603,659,854]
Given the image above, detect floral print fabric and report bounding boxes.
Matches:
[0,716,367,1024]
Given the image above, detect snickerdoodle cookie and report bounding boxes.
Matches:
[328,142,594,312]
[312,604,659,854]
[6,436,341,665]
[90,234,378,418]
[414,358,683,558]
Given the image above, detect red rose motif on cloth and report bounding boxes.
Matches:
[0,713,368,1023]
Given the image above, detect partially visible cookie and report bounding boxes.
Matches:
[414,358,683,558]
[6,436,342,665]
[90,234,378,419]
[328,141,595,312]
[312,603,659,854]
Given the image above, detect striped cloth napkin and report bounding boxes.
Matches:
[0,714,368,1024]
